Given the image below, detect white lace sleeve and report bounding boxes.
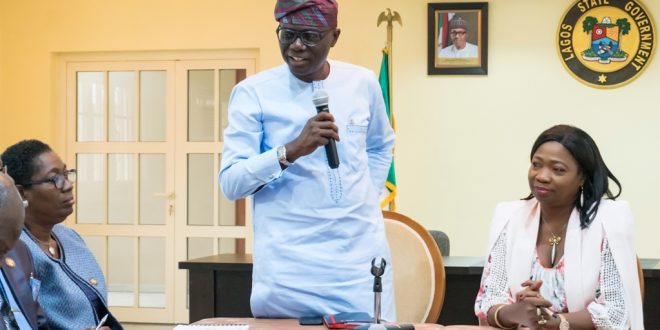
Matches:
[587,238,629,330]
[475,230,513,323]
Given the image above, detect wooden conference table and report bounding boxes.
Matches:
[179,254,488,325]
[180,254,660,327]
[193,317,500,329]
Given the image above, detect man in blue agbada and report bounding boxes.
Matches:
[219,0,396,319]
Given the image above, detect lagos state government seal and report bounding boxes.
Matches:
[557,0,655,88]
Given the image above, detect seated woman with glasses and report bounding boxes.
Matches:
[1,140,121,330]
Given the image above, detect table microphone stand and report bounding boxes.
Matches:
[371,257,386,324]
[362,259,415,330]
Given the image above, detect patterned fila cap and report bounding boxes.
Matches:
[274,0,338,28]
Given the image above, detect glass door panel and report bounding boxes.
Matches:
[139,154,166,225]
[109,71,136,142]
[77,72,105,142]
[108,154,136,225]
[108,236,136,307]
[140,71,167,142]
[76,154,105,224]
[187,237,214,260]
[187,70,214,142]
[139,237,166,308]
[187,154,214,226]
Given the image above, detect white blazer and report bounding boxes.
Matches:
[485,198,644,329]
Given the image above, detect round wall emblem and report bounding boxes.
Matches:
[557,0,656,88]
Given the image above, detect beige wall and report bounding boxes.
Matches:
[1,0,659,258]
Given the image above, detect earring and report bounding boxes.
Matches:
[22,200,28,208]
[580,186,584,207]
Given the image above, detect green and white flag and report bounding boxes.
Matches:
[379,48,397,210]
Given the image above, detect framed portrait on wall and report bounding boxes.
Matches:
[428,2,488,75]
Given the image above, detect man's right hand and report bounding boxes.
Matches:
[285,112,340,163]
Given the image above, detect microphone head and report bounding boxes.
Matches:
[312,90,329,107]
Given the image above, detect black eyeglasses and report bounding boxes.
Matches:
[276,26,332,46]
[22,169,77,190]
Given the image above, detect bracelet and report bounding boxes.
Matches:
[557,313,570,330]
[493,304,517,329]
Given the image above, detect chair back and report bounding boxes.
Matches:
[382,211,445,323]
[428,230,450,256]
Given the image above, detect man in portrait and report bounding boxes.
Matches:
[438,16,478,58]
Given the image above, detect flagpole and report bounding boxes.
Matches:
[377,9,401,211]
[377,9,401,131]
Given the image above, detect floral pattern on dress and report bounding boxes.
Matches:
[474,224,629,329]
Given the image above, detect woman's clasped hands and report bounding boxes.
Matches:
[511,279,556,329]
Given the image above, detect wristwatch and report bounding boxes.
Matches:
[558,314,569,330]
[276,145,293,166]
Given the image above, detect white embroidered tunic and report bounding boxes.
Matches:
[219,60,396,319]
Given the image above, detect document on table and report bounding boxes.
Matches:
[173,324,249,330]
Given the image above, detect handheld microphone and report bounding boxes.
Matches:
[312,90,340,169]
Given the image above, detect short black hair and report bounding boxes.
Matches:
[525,125,621,228]
[1,139,52,186]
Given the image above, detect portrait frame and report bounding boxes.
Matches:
[427,2,488,75]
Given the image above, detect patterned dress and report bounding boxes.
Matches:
[475,228,629,329]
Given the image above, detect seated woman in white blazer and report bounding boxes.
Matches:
[475,125,643,330]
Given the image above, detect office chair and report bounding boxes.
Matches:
[428,230,450,256]
[382,211,446,323]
